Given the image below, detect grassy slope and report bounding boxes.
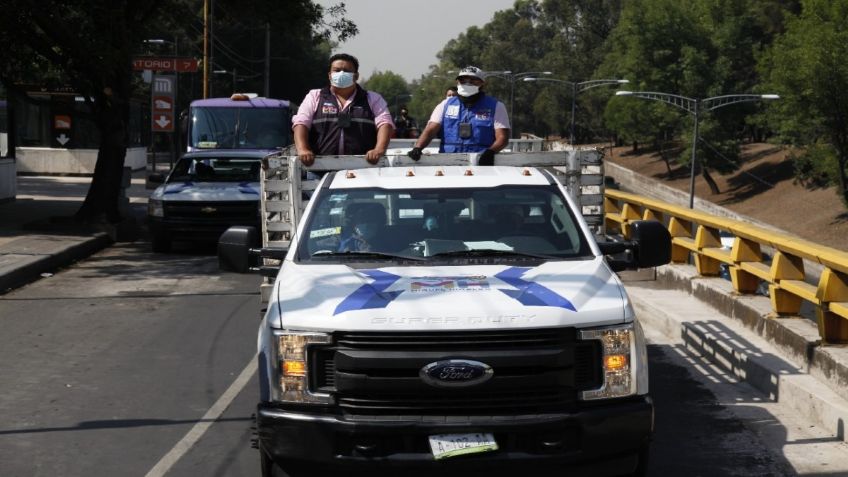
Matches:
[603,143,848,251]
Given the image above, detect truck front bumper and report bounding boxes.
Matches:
[149,216,260,242]
[257,396,652,476]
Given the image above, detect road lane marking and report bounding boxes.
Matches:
[145,356,256,477]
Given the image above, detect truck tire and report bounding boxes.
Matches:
[623,444,650,477]
[259,448,288,477]
[151,231,172,253]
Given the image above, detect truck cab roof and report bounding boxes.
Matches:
[326,166,554,190]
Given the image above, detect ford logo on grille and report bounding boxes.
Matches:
[419,359,493,388]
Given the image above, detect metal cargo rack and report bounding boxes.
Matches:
[257,149,604,303]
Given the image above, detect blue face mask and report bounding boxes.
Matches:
[331,71,355,88]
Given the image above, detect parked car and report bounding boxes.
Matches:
[147,150,263,252]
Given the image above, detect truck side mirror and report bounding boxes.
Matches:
[630,220,671,268]
[218,226,259,272]
[148,173,165,184]
[598,220,671,271]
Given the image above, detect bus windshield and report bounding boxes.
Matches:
[189,104,292,151]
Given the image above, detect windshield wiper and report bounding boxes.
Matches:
[427,249,555,260]
[310,250,425,261]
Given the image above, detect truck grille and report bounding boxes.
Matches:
[310,329,602,415]
[163,200,258,224]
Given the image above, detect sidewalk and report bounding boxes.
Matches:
[621,266,848,446]
[0,171,151,293]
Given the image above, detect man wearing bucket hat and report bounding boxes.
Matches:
[408,66,510,165]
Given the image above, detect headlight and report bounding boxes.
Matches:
[148,199,164,217]
[578,321,649,400]
[271,331,332,404]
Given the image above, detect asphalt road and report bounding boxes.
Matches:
[0,242,262,477]
[0,240,804,477]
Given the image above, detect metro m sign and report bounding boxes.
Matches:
[153,76,174,95]
[133,57,199,73]
[151,75,175,133]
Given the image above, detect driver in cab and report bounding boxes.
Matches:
[338,203,388,252]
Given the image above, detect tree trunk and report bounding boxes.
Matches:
[660,154,672,177]
[701,167,721,195]
[75,92,129,223]
[658,142,673,176]
[837,154,848,208]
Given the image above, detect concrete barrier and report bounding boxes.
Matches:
[606,186,848,338]
[605,161,783,232]
[0,158,15,202]
[626,263,848,443]
[16,147,147,175]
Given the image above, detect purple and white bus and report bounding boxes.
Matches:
[186,93,294,152]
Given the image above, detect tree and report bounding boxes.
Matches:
[534,0,623,138]
[436,3,556,136]
[405,67,459,128]
[0,1,175,222]
[0,1,355,223]
[599,0,712,147]
[204,0,356,101]
[761,0,848,206]
[363,71,410,118]
[422,0,628,139]
[599,0,787,194]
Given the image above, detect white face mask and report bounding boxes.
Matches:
[457,83,479,97]
[330,71,355,88]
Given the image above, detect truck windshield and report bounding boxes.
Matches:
[168,156,260,183]
[297,185,591,262]
[189,106,291,150]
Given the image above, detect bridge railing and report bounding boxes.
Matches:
[605,189,848,344]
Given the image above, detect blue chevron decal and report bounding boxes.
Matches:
[495,266,576,311]
[333,270,403,315]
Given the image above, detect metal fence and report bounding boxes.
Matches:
[605,188,848,344]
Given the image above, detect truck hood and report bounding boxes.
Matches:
[151,181,260,201]
[269,258,629,332]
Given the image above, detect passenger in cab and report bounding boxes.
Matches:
[408,66,510,165]
[338,202,388,252]
[292,53,395,166]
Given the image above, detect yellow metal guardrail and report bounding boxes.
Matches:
[605,189,848,344]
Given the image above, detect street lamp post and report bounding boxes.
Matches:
[615,91,780,208]
[486,71,552,138]
[524,77,629,145]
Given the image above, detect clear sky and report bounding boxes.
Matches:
[314,0,517,81]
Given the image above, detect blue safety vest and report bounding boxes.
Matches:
[440,95,498,153]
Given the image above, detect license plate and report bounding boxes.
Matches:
[428,433,498,460]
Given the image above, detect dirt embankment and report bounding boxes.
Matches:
[602,143,848,251]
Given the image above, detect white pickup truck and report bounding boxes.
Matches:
[218,150,670,476]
